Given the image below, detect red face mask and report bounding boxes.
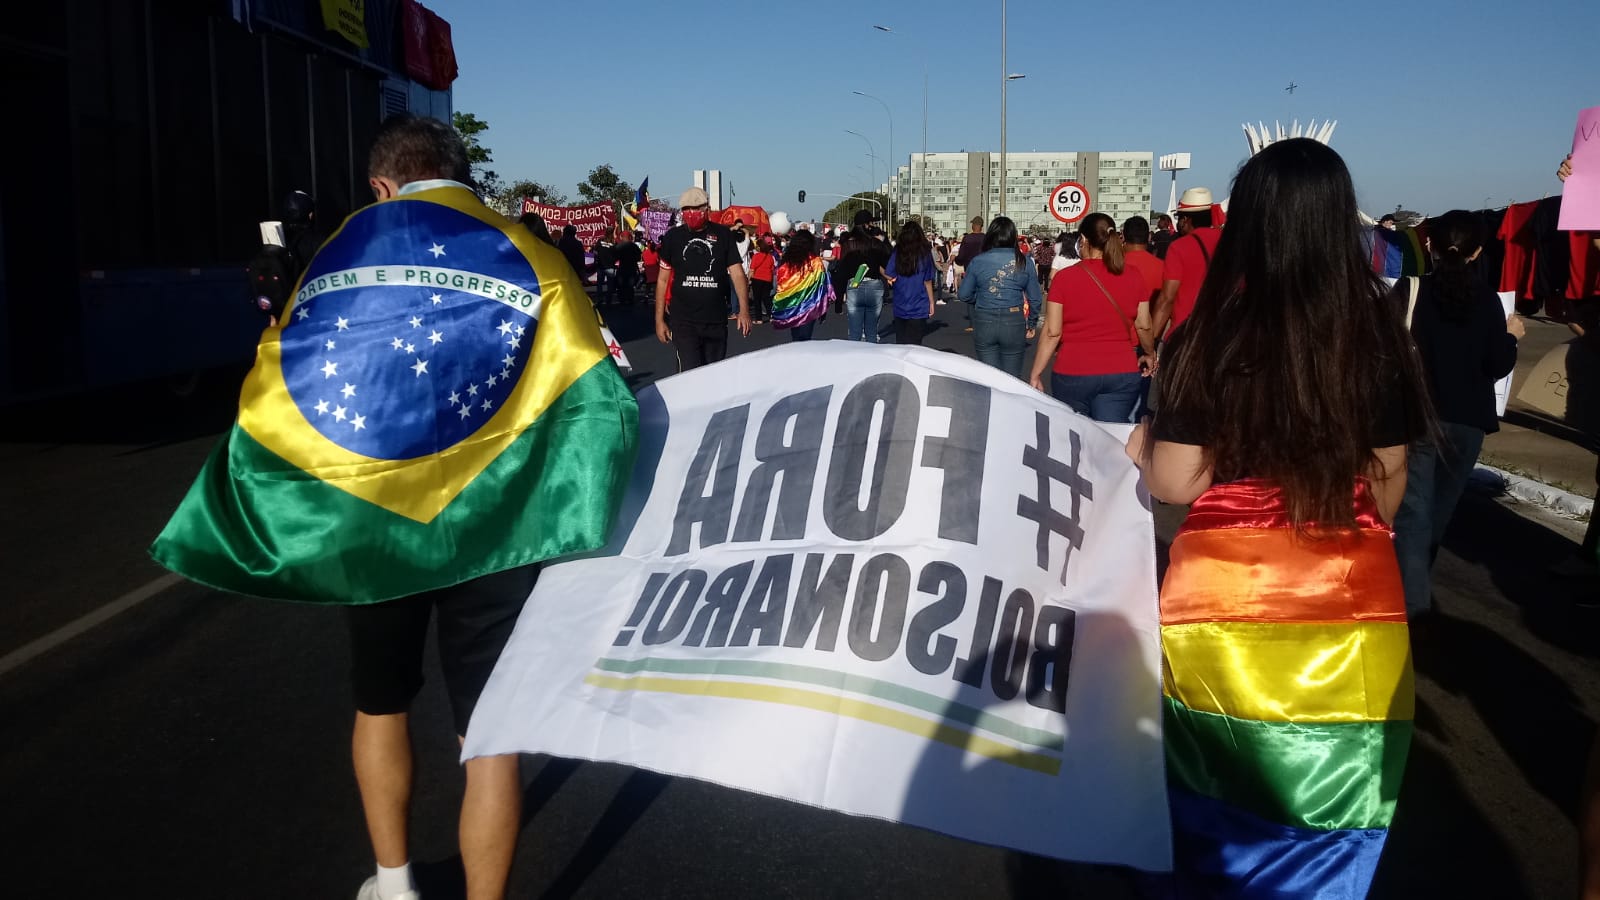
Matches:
[681,208,709,230]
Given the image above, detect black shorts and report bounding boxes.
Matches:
[672,319,729,371]
[347,565,540,736]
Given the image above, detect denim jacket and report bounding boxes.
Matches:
[959,247,1042,327]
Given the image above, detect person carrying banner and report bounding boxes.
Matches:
[655,187,752,369]
[1126,137,1431,898]
[150,114,640,900]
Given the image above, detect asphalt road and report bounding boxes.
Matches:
[2,296,1597,899]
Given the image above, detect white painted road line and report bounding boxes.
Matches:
[0,572,186,678]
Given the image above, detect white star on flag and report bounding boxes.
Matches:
[341,383,356,399]
[448,390,461,406]
[428,330,444,345]
[351,413,367,431]
[314,399,330,415]
[507,336,521,349]
[486,374,498,388]
[515,324,526,336]
[429,242,446,258]
[458,405,472,420]
[409,316,423,328]
[502,354,516,368]
[405,342,416,354]
[481,399,493,412]
[497,320,513,335]
[411,359,429,377]
[335,317,350,332]
[322,360,339,378]
[325,339,337,350]
[391,337,404,350]
[467,383,479,396]
[333,405,348,422]
[296,306,311,321]
[430,293,443,305]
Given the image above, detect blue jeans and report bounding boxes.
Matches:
[847,280,884,342]
[971,305,1027,378]
[1051,371,1143,423]
[1393,422,1485,617]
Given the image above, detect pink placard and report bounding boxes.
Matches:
[1557,106,1600,231]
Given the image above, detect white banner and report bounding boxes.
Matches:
[465,343,1169,870]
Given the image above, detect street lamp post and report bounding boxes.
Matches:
[870,25,927,229]
[844,129,881,201]
[853,90,893,224]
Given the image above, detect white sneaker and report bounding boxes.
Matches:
[356,875,420,900]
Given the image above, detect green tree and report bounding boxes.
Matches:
[451,111,501,197]
[503,179,569,208]
[821,192,887,227]
[576,163,634,207]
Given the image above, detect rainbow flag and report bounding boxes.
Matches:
[151,184,638,604]
[770,258,831,329]
[1160,478,1412,898]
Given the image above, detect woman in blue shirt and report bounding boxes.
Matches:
[958,216,1041,378]
[885,221,937,345]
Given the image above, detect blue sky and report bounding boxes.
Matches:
[431,0,1597,220]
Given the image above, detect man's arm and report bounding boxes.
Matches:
[654,266,672,343]
[728,263,752,336]
[1152,280,1180,343]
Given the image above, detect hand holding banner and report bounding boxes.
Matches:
[465,343,1169,871]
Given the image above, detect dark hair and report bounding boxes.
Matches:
[1157,214,1173,228]
[368,114,470,186]
[782,229,816,266]
[562,224,577,237]
[1379,213,1397,224]
[1156,138,1432,529]
[970,215,985,230]
[1426,210,1483,323]
[1077,212,1125,275]
[519,212,554,245]
[1122,215,1151,245]
[982,216,1025,267]
[894,220,930,276]
[1178,208,1213,229]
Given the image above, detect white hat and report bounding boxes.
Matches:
[1176,187,1213,214]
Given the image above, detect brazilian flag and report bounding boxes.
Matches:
[152,185,638,604]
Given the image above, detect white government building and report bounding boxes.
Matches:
[884,151,1153,238]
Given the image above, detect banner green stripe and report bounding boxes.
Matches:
[595,657,1064,752]
[1164,696,1411,832]
[151,359,636,604]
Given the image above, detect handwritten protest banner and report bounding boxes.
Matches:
[640,209,673,243]
[464,343,1169,870]
[520,199,617,247]
[1558,106,1600,231]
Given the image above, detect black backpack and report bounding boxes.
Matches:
[246,245,301,322]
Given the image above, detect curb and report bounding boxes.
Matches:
[1473,465,1595,519]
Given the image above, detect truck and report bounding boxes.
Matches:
[0,0,453,403]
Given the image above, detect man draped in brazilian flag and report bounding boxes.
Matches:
[151,116,638,900]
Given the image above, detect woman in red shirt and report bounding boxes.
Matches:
[1027,213,1148,422]
[641,241,661,302]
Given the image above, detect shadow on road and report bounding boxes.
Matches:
[539,768,671,900]
[0,363,249,446]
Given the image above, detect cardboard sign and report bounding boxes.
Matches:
[1517,338,1600,434]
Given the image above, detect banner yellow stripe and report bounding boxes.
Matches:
[1161,621,1413,723]
[583,673,1062,776]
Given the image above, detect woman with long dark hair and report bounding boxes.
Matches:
[1392,210,1522,617]
[769,229,831,341]
[957,216,1041,377]
[831,209,892,341]
[1125,138,1432,896]
[1027,213,1148,422]
[885,220,937,345]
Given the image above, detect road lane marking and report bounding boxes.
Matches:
[0,572,186,678]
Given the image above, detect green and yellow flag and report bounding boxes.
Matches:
[151,185,638,603]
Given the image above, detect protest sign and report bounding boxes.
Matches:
[1558,106,1600,231]
[520,199,617,247]
[465,343,1169,871]
[1495,291,1515,417]
[640,209,673,243]
[1518,338,1600,434]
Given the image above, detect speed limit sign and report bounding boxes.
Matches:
[1048,181,1091,224]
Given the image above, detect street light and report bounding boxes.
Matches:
[870,24,929,230]
[844,129,881,198]
[853,90,893,224]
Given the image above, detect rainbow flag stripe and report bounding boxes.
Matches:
[1160,478,1412,898]
[771,257,831,329]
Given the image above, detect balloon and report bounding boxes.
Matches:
[768,211,792,235]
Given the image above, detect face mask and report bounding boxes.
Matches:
[682,208,709,230]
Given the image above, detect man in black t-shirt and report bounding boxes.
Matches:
[612,230,642,306]
[655,187,751,370]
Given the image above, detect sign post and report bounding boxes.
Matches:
[1048,181,1091,225]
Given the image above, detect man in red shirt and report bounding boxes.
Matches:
[1152,187,1223,342]
[1121,216,1165,360]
